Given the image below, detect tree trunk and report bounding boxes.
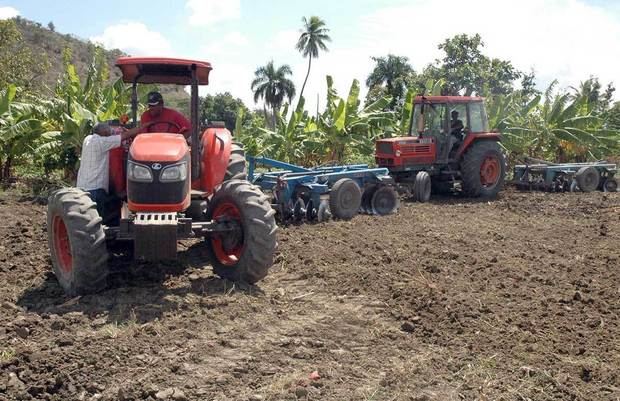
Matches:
[3,156,12,182]
[0,158,4,182]
[299,55,312,104]
[263,105,271,129]
[272,106,277,131]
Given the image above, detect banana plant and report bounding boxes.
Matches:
[316,76,393,161]
[239,97,313,163]
[0,85,46,180]
[497,81,620,161]
[40,48,136,178]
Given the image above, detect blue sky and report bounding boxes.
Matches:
[2,0,619,111]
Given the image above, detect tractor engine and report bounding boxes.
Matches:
[127,133,191,212]
[375,137,437,172]
[125,133,191,260]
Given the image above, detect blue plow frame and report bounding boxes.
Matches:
[247,156,395,220]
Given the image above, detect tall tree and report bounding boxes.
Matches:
[296,16,331,103]
[200,92,250,132]
[365,54,414,110]
[251,61,296,129]
[424,34,521,96]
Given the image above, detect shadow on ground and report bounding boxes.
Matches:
[16,241,263,324]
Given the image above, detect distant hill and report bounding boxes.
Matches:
[14,17,189,113]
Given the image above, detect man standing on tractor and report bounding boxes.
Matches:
[140,91,191,138]
[76,122,150,218]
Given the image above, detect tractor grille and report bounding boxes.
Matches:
[401,144,431,154]
[376,142,393,154]
[376,157,394,166]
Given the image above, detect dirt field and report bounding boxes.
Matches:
[0,189,619,401]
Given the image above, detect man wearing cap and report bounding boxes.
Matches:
[76,122,151,218]
[140,91,191,138]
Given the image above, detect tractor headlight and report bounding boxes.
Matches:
[159,162,187,182]
[128,162,153,182]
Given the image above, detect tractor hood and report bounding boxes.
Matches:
[130,133,189,163]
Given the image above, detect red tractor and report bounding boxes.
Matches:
[47,57,277,296]
[375,96,506,200]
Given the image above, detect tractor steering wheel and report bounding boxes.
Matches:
[145,120,182,133]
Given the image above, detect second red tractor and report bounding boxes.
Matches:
[375,96,506,201]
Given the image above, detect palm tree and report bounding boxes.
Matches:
[296,16,331,103]
[366,55,414,110]
[251,61,296,129]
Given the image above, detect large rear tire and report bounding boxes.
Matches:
[205,180,277,284]
[47,188,109,296]
[224,142,247,181]
[461,141,506,198]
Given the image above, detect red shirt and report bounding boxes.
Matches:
[140,107,191,136]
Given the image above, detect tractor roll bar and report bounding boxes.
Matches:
[131,81,138,126]
[190,64,200,180]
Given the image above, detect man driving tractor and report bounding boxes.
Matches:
[140,91,191,138]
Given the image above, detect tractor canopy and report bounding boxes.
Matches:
[115,57,212,85]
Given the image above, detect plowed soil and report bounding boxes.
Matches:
[0,189,619,401]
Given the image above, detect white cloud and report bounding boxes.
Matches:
[0,6,19,19]
[196,0,620,114]
[201,32,249,59]
[186,0,240,27]
[272,29,299,51]
[355,0,620,92]
[90,22,173,56]
[225,32,248,46]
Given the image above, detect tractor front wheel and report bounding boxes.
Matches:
[413,171,431,202]
[205,180,277,284]
[47,188,109,296]
[461,141,506,198]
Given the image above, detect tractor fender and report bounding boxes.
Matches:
[455,133,501,160]
[198,127,233,193]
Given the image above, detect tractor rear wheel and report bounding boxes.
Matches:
[205,180,277,284]
[413,171,431,202]
[224,142,247,181]
[329,178,362,220]
[47,188,109,296]
[461,141,506,198]
[575,166,600,192]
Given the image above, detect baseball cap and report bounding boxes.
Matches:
[147,91,163,106]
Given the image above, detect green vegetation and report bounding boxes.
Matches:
[0,16,618,188]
